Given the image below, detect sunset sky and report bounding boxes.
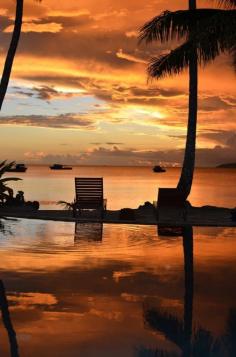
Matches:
[0,0,235,166]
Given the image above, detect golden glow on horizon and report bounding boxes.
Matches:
[0,0,235,165]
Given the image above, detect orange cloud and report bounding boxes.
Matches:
[4,22,63,33]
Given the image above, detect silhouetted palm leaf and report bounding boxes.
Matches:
[136,346,179,357]
[0,161,21,202]
[192,328,223,356]
[0,160,7,168]
[144,306,184,350]
[57,200,74,210]
[0,161,15,177]
[139,9,234,44]
[0,177,21,183]
[140,9,236,78]
[218,0,236,8]
[224,308,236,356]
[148,44,195,79]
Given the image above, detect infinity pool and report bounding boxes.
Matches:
[0,219,235,356]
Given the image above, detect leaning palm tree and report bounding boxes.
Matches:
[139,0,236,199]
[0,0,24,110]
[0,0,43,110]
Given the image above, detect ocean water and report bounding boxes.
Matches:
[5,165,236,209]
[1,167,236,356]
[0,220,236,356]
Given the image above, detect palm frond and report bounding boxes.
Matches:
[143,306,184,349]
[192,328,223,356]
[0,161,15,177]
[148,11,236,80]
[0,192,10,202]
[141,9,236,77]
[0,160,7,169]
[139,10,187,44]
[139,9,233,44]
[217,0,236,8]
[197,10,236,49]
[148,42,196,79]
[57,200,74,210]
[0,177,21,183]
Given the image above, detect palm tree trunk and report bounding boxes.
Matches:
[177,0,198,200]
[0,0,23,111]
[182,226,194,357]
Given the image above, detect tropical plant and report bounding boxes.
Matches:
[57,200,75,210]
[139,0,236,199]
[0,161,21,203]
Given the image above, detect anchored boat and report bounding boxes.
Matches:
[6,163,27,172]
[50,164,72,170]
[152,165,166,173]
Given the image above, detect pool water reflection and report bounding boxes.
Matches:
[0,219,236,356]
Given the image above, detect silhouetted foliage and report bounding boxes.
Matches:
[0,161,21,203]
[139,0,235,198]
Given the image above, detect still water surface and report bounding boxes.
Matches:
[0,219,236,356]
[6,166,236,209]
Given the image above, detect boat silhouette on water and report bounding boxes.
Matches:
[152,165,166,173]
[50,164,72,170]
[6,163,27,172]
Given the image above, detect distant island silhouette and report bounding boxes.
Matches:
[217,163,236,168]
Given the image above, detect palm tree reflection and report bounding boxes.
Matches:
[0,280,19,357]
[225,308,236,357]
[141,226,222,357]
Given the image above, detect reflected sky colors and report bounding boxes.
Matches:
[0,220,236,356]
[0,0,235,166]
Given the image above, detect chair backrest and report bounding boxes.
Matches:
[158,188,185,208]
[75,177,103,202]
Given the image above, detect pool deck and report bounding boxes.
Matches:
[0,205,236,227]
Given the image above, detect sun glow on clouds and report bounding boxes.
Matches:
[4,22,63,33]
[0,0,235,165]
[116,49,147,64]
